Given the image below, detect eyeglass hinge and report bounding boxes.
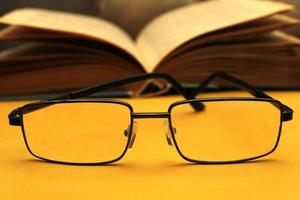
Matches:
[281,107,293,122]
[8,109,22,126]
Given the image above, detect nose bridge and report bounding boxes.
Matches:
[132,112,170,119]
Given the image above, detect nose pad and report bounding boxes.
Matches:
[123,121,137,148]
[163,120,176,146]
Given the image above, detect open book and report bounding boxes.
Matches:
[0,0,299,95]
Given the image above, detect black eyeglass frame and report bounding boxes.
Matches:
[8,72,293,165]
[168,98,284,164]
[18,99,135,165]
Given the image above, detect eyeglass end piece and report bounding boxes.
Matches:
[8,109,22,126]
[282,107,293,122]
[191,101,205,112]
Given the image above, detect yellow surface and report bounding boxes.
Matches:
[0,91,299,199]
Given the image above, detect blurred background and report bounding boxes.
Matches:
[0,0,299,97]
[0,0,299,38]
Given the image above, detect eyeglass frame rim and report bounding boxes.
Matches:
[17,97,284,165]
[168,97,284,164]
[19,99,135,166]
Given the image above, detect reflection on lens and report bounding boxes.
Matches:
[170,100,281,162]
[22,102,131,163]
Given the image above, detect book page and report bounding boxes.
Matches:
[156,14,300,67]
[136,0,294,72]
[156,31,300,87]
[0,8,144,65]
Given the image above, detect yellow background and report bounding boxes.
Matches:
[0,91,299,199]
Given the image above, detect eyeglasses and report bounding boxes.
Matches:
[8,72,293,165]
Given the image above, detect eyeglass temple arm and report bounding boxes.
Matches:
[194,71,293,121]
[54,72,205,110]
[9,73,205,126]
